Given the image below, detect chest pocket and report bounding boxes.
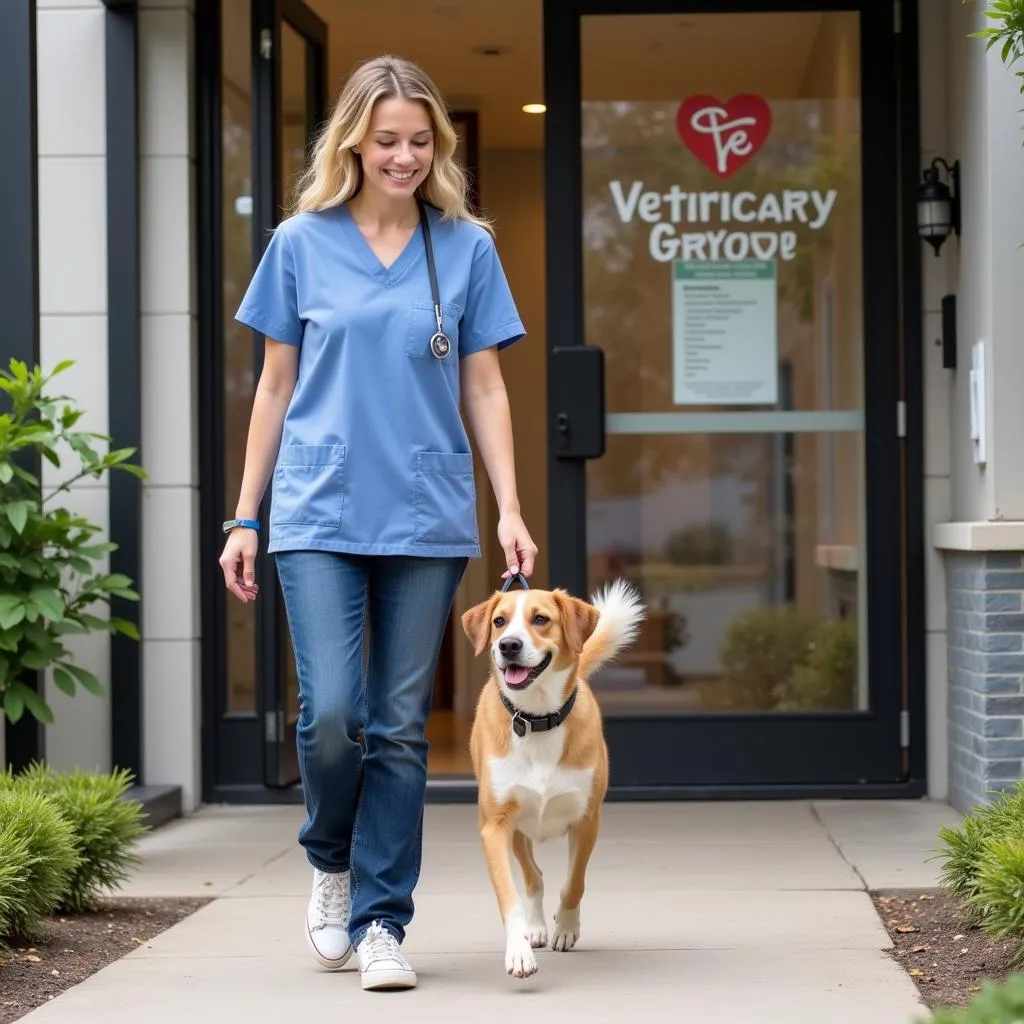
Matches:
[406,299,464,361]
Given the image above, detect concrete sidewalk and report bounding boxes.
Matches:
[18,799,961,1023]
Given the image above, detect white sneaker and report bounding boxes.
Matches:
[355,921,417,990]
[305,868,353,970]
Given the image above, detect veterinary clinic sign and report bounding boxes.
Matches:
[606,94,839,263]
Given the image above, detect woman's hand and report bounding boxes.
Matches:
[497,512,538,579]
[219,528,261,603]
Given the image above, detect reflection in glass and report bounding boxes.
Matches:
[278,22,309,732]
[222,4,255,714]
[581,12,867,714]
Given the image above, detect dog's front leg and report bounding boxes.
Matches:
[481,818,538,978]
[552,808,601,952]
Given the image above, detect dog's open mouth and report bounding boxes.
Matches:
[501,652,553,690]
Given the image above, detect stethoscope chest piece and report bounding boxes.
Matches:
[430,332,451,359]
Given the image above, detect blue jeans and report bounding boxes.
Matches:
[274,551,467,947]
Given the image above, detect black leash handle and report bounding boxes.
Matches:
[500,572,530,593]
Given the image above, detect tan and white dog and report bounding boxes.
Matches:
[461,578,645,978]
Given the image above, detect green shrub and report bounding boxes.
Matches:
[664,523,734,566]
[0,358,145,727]
[0,824,32,943]
[935,783,1024,923]
[718,605,818,709]
[924,971,1024,1024]
[15,763,147,911]
[0,787,79,940]
[778,618,858,711]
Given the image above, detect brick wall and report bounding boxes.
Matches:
[946,552,1024,813]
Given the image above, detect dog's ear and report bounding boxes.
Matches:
[461,594,499,656]
[553,590,600,655]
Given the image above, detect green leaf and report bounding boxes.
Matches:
[24,688,62,731]
[2,685,24,723]
[62,662,105,697]
[29,587,65,621]
[49,614,88,630]
[0,462,12,484]
[52,666,76,696]
[5,500,33,534]
[0,603,25,630]
[96,574,134,591]
[109,617,140,640]
[19,648,52,671]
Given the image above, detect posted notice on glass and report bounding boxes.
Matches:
[671,260,778,406]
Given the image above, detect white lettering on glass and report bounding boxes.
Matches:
[688,105,757,176]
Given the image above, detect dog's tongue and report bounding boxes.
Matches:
[504,665,530,687]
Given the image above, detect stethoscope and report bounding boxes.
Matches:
[417,199,452,360]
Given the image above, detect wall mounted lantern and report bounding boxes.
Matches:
[917,157,961,256]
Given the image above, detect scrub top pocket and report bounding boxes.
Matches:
[272,443,347,527]
[406,299,464,360]
[413,450,477,546]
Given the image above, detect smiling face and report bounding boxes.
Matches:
[462,589,601,698]
[354,96,435,202]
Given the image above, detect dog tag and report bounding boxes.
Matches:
[512,714,530,738]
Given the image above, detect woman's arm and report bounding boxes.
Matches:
[234,340,300,519]
[219,339,299,601]
[461,347,538,577]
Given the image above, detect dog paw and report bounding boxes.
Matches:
[505,934,539,978]
[525,895,547,948]
[551,906,580,952]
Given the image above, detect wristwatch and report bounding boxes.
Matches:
[222,518,260,533]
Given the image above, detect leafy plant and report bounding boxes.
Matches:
[778,618,858,711]
[970,0,1024,96]
[924,971,1024,1023]
[14,763,148,911]
[0,787,80,941]
[663,523,734,566]
[0,358,145,726]
[933,782,1024,944]
[718,605,819,709]
[937,811,998,912]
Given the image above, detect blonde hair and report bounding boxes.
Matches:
[292,54,491,234]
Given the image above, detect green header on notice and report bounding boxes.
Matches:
[674,260,776,281]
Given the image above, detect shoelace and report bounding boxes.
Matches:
[313,872,350,929]
[362,922,406,964]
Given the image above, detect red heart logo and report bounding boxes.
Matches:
[676,95,772,179]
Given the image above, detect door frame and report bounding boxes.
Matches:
[542,0,928,797]
[197,0,328,803]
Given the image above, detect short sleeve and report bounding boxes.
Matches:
[234,226,303,346]
[459,232,526,357]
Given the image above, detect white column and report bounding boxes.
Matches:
[138,0,202,811]
[35,0,112,773]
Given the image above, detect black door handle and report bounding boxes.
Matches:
[550,346,605,459]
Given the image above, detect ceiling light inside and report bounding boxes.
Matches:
[522,103,546,114]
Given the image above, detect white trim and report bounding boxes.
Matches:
[605,411,864,435]
[933,521,1024,551]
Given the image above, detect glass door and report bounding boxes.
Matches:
[545,0,907,790]
[252,0,327,788]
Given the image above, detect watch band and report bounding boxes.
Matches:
[223,518,260,533]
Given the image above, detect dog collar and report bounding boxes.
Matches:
[499,687,578,738]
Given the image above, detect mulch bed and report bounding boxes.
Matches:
[0,896,210,1023]
[873,888,1021,1010]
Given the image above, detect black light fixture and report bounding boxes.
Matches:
[917,157,961,256]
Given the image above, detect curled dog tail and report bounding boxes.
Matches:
[578,578,646,681]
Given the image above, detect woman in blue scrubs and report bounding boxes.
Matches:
[218,54,536,991]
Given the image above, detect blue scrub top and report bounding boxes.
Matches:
[234,202,525,559]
